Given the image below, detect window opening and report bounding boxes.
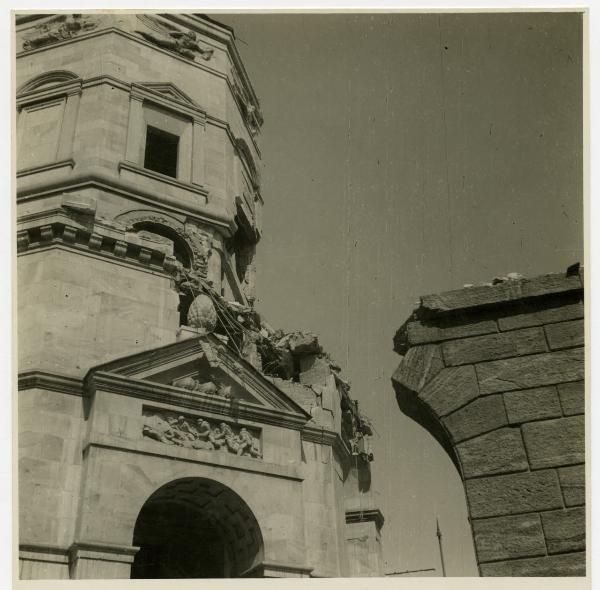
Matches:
[144,125,179,178]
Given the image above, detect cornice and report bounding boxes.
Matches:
[88,371,310,431]
[345,508,385,530]
[301,425,338,446]
[16,169,236,235]
[16,218,179,277]
[118,161,209,199]
[17,159,75,178]
[18,371,83,395]
[241,560,314,578]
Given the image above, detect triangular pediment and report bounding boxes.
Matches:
[84,335,311,426]
[138,82,198,108]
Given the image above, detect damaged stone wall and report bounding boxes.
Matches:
[182,284,376,460]
[392,265,585,576]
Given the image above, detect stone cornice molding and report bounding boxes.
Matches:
[16,159,75,178]
[241,560,314,578]
[69,541,140,563]
[345,508,385,531]
[16,169,236,235]
[130,82,207,124]
[117,161,208,199]
[88,371,310,431]
[16,217,180,276]
[301,426,352,463]
[19,544,70,564]
[17,74,82,106]
[85,432,304,482]
[18,371,83,396]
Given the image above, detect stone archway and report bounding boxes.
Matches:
[130,477,264,579]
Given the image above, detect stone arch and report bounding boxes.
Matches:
[17,69,80,96]
[131,477,264,578]
[116,210,210,276]
[392,274,586,576]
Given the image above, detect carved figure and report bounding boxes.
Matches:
[219,422,240,454]
[172,375,230,398]
[136,15,213,61]
[22,14,97,51]
[237,427,262,458]
[142,414,177,445]
[208,425,227,451]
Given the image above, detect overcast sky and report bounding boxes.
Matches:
[213,12,583,575]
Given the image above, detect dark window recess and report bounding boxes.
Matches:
[144,126,179,178]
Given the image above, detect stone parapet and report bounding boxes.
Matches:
[392,266,585,577]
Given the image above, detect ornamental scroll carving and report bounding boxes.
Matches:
[142,409,262,458]
[22,14,97,51]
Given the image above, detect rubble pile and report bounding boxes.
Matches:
[190,283,375,462]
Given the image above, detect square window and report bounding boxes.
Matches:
[144,125,179,178]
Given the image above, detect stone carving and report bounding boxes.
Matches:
[232,80,262,136]
[135,15,213,61]
[122,214,211,280]
[142,410,261,458]
[172,376,231,399]
[187,294,218,333]
[22,14,97,51]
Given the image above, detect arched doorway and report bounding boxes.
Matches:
[131,477,264,578]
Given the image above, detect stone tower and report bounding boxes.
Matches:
[16,14,383,579]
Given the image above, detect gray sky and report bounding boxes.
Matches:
[215,12,582,576]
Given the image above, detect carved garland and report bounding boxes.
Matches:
[142,408,262,459]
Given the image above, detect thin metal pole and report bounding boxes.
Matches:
[436,518,446,577]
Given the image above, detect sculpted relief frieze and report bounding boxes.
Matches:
[142,409,262,459]
[21,14,98,51]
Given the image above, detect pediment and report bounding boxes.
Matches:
[84,335,311,427]
[138,82,198,108]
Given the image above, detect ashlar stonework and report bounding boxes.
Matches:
[393,266,585,576]
[16,13,382,579]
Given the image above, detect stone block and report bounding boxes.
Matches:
[472,513,545,563]
[479,552,586,576]
[442,327,547,366]
[442,395,507,442]
[456,427,528,478]
[418,365,480,417]
[466,470,563,518]
[421,273,582,314]
[299,355,332,386]
[289,333,321,356]
[40,434,65,462]
[476,348,584,394]
[397,315,498,351]
[522,416,584,469]
[558,381,585,416]
[558,465,585,507]
[541,507,585,554]
[271,378,316,412]
[545,319,584,351]
[498,300,584,331]
[392,344,444,393]
[503,386,562,424]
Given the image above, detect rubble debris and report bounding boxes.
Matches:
[175,277,375,461]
